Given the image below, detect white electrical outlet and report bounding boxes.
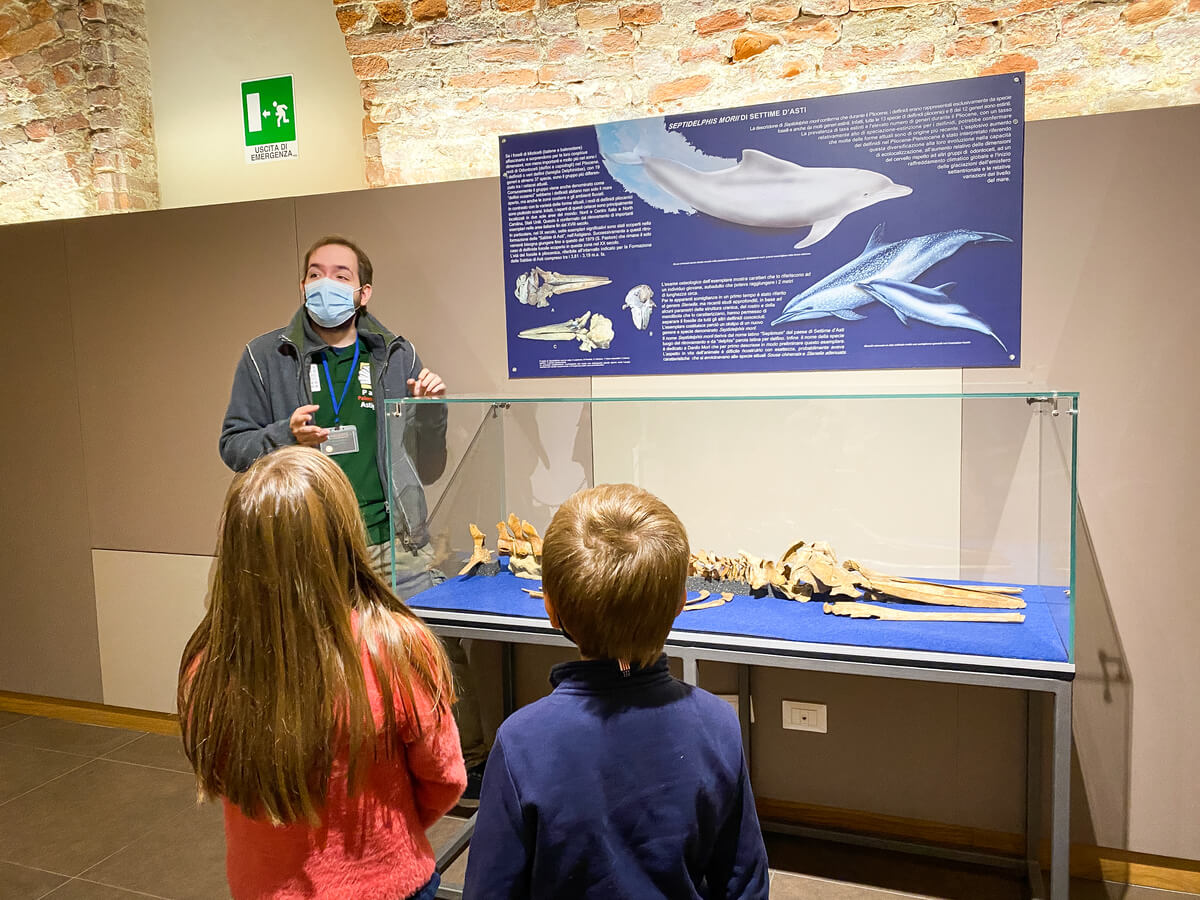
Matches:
[716,694,756,723]
[781,700,827,733]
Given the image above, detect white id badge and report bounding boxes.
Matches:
[320,424,359,456]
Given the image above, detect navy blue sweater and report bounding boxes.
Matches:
[462,656,769,899]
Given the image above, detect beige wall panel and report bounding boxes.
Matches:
[0,221,102,701]
[749,669,963,828]
[968,105,1200,858]
[93,550,212,713]
[145,0,367,209]
[64,200,298,555]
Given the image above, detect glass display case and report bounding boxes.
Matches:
[387,392,1077,675]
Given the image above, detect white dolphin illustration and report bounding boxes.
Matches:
[855,279,1009,352]
[618,148,912,249]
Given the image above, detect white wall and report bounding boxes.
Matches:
[145,0,367,209]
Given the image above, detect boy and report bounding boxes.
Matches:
[463,484,769,899]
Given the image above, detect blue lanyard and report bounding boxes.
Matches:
[321,339,361,426]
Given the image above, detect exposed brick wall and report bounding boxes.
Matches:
[0,0,157,225]
[334,0,1199,186]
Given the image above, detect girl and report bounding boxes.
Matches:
[179,446,465,900]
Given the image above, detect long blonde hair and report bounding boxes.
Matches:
[178,446,454,825]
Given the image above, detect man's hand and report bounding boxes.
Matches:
[289,404,329,447]
[408,368,446,397]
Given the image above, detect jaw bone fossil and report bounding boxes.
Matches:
[518,311,614,352]
[515,268,611,308]
[823,601,1025,623]
[622,284,655,330]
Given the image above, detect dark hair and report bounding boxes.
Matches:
[542,483,689,667]
[303,235,373,286]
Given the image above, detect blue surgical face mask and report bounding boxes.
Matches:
[304,278,360,328]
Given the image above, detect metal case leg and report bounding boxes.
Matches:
[1049,683,1072,899]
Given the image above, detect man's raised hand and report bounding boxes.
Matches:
[289,404,328,447]
[407,368,446,397]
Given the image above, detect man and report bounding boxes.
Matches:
[219,235,489,800]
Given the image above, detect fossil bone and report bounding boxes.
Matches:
[514,267,611,308]
[823,601,1025,623]
[518,312,614,352]
[493,517,544,580]
[458,523,493,575]
[683,591,732,611]
[844,560,1025,609]
[689,541,1025,610]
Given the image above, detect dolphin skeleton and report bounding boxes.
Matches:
[614,148,911,249]
[855,279,1009,352]
[770,225,1012,326]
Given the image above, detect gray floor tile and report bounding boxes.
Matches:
[771,871,926,898]
[426,814,470,851]
[0,744,91,805]
[41,881,166,899]
[101,734,191,775]
[80,801,229,900]
[0,713,27,730]
[0,861,67,900]
[0,759,195,876]
[443,846,469,886]
[0,718,142,758]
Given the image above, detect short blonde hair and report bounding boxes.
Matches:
[542,483,688,667]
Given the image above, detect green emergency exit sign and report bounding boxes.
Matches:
[241,74,298,164]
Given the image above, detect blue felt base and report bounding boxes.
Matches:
[412,570,1071,664]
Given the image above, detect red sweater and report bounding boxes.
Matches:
[222,636,466,899]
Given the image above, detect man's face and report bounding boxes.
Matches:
[301,243,372,308]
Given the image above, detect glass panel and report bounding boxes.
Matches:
[386,393,1077,671]
[399,391,1080,404]
[1038,395,1078,664]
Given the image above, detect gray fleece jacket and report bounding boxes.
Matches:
[218,307,447,548]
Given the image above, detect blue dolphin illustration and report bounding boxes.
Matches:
[770,225,1012,326]
[856,279,1009,352]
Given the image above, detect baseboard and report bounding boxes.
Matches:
[756,797,1200,892]
[0,690,180,736]
[757,797,1024,857]
[1073,845,1200,894]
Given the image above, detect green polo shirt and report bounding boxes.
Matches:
[312,341,389,545]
